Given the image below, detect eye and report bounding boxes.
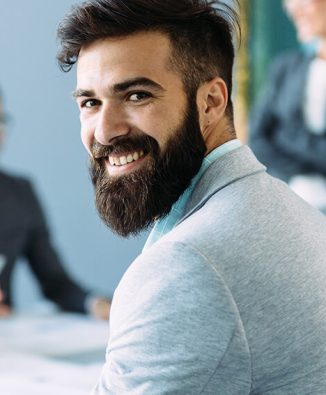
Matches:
[80,99,99,109]
[128,92,152,102]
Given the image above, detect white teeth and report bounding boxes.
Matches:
[108,150,145,166]
[119,156,127,165]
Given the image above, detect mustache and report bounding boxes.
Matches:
[91,135,159,160]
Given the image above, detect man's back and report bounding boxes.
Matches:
[101,146,326,394]
[180,146,326,393]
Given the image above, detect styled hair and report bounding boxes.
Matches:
[57,0,239,119]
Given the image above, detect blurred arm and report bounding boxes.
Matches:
[21,180,90,313]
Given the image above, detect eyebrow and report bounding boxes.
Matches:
[72,77,165,100]
[113,77,164,93]
[72,89,94,100]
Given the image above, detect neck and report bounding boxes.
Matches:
[203,116,236,155]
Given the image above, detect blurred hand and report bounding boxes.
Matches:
[89,297,111,320]
[0,289,11,317]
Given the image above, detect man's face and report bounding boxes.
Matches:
[284,0,326,42]
[75,31,206,236]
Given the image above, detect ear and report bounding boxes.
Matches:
[196,77,228,131]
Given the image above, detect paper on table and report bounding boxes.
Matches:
[0,351,103,395]
[0,313,109,358]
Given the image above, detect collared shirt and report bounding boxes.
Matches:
[143,139,242,250]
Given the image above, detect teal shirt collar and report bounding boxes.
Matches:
[143,139,242,250]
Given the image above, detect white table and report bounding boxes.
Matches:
[0,313,109,395]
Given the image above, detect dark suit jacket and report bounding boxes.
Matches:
[249,50,326,181]
[0,170,88,312]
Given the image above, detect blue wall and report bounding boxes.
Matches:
[0,0,147,310]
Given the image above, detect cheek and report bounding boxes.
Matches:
[128,107,163,143]
[135,105,183,147]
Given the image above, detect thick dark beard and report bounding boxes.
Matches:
[89,96,206,237]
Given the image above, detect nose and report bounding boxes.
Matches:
[94,101,130,145]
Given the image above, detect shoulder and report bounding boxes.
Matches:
[106,240,250,392]
[122,240,225,290]
[0,169,34,195]
[113,239,240,328]
[117,241,215,290]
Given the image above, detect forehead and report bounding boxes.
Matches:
[76,31,181,90]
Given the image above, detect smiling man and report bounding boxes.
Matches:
[74,31,209,236]
[57,1,326,394]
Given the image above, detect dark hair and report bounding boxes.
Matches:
[57,0,239,119]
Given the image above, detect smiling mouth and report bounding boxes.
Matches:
[108,149,145,167]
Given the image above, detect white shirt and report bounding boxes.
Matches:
[304,57,326,134]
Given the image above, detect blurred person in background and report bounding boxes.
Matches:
[249,0,326,213]
[0,89,110,319]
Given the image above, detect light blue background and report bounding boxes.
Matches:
[0,0,147,310]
